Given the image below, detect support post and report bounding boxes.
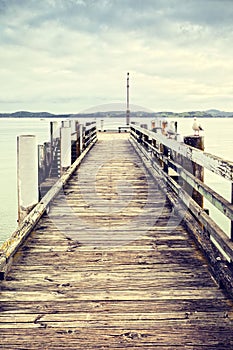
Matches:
[50,122,54,164]
[38,144,45,185]
[75,122,80,156]
[163,145,169,174]
[78,124,84,153]
[62,120,70,128]
[50,121,59,162]
[151,120,155,130]
[100,119,104,132]
[70,120,78,162]
[50,121,59,167]
[70,120,77,141]
[17,135,39,223]
[60,126,71,173]
[183,136,204,208]
[140,124,148,129]
[53,121,60,139]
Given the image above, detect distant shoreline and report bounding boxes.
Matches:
[0,115,233,119]
[1,109,233,119]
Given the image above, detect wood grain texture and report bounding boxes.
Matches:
[0,132,233,349]
[131,125,233,181]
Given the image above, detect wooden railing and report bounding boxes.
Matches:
[10,118,97,238]
[130,123,233,268]
[0,119,97,278]
[84,121,98,148]
[38,120,97,187]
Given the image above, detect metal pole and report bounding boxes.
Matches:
[126,72,130,125]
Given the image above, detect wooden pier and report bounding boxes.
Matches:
[0,123,233,349]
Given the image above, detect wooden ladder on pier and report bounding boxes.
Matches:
[0,132,233,349]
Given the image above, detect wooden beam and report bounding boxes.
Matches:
[168,159,233,222]
[130,136,233,262]
[0,138,97,277]
[183,135,204,208]
[131,131,233,223]
[131,125,233,181]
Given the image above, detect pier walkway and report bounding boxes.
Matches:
[0,133,233,349]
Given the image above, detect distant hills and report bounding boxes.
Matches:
[0,109,233,118]
[204,109,233,117]
[0,111,71,118]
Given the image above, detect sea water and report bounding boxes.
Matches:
[0,117,232,244]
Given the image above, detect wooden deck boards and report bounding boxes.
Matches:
[0,133,233,349]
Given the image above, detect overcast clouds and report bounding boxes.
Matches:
[1,0,233,113]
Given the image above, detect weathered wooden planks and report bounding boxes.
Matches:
[131,124,233,181]
[130,125,233,267]
[0,137,97,274]
[0,132,233,349]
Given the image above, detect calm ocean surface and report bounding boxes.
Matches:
[0,117,232,244]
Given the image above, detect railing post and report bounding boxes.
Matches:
[62,120,70,128]
[50,121,54,164]
[70,120,78,163]
[162,144,169,174]
[100,119,104,132]
[75,122,80,157]
[183,136,204,208]
[52,121,60,139]
[50,121,59,163]
[17,135,39,223]
[70,120,77,139]
[151,120,155,130]
[44,142,52,178]
[60,126,71,173]
[38,144,45,185]
[79,124,84,153]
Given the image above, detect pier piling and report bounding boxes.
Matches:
[60,126,71,172]
[17,135,39,223]
[183,135,204,208]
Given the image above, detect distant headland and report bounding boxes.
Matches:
[0,109,233,119]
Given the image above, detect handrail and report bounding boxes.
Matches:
[130,123,233,264]
[85,121,97,133]
[137,135,233,222]
[38,121,97,185]
[131,124,233,181]
[0,137,97,278]
[84,121,97,148]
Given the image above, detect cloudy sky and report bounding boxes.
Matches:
[1,0,233,113]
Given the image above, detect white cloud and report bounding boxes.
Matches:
[1,0,233,113]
